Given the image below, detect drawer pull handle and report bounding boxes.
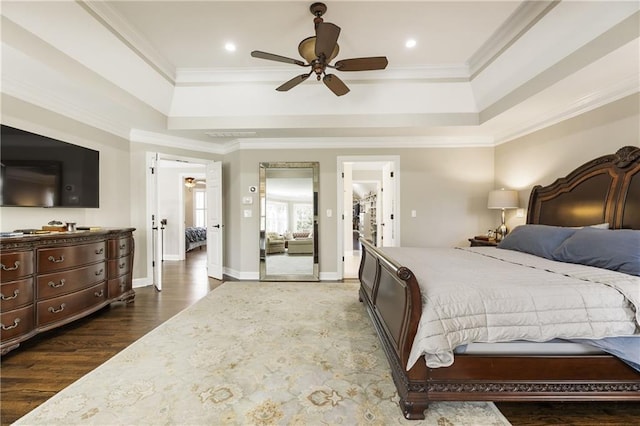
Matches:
[119,262,126,269]
[48,279,66,288]
[95,268,104,276]
[48,303,66,314]
[1,318,20,330]
[0,289,20,300]
[95,248,104,255]
[1,261,20,271]
[94,289,104,297]
[48,255,65,263]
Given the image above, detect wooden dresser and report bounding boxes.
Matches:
[0,228,135,355]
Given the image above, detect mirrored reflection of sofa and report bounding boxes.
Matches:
[266,232,285,254]
[287,238,313,254]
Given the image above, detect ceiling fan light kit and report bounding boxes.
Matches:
[251,2,388,96]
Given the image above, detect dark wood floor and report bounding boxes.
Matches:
[1,250,638,425]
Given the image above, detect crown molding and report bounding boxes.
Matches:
[129,129,226,154]
[174,64,470,85]
[220,135,495,154]
[80,0,176,84]
[493,75,639,144]
[2,74,130,139]
[468,1,559,79]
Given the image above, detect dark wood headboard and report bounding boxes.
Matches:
[527,146,640,230]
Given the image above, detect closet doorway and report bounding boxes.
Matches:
[337,156,400,280]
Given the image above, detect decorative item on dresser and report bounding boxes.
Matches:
[0,228,135,355]
[359,146,640,420]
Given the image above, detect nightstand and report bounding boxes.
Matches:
[468,238,498,247]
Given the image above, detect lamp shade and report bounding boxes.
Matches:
[487,189,519,209]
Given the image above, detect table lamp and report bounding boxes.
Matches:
[488,189,519,241]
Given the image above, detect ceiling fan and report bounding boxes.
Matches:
[251,2,388,96]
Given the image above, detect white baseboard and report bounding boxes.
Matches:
[135,269,341,284]
[163,254,182,261]
[133,276,153,288]
[224,267,259,281]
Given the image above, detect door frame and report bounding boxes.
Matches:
[336,155,400,280]
[145,152,223,286]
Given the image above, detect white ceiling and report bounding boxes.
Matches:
[106,1,521,70]
[1,1,638,151]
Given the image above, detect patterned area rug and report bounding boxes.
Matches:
[16,282,511,425]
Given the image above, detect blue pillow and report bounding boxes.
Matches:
[552,228,640,276]
[497,224,577,259]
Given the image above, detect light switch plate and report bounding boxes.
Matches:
[242,196,253,205]
[243,209,252,218]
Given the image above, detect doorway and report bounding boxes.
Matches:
[146,153,223,290]
[337,156,400,280]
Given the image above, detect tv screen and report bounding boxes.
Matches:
[0,125,99,208]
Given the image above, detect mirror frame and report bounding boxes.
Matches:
[259,161,319,281]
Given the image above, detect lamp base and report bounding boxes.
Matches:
[496,223,508,241]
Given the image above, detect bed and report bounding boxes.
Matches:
[358,145,640,419]
[185,226,207,252]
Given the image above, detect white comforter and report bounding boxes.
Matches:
[380,247,640,370]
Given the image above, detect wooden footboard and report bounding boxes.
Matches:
[358,238,430,418]
[358,238,640,420]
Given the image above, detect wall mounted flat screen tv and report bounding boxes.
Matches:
[1,125,99,207]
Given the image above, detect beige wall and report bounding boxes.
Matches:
[495,93,640,231]
[4,92,635,282]
[0,96,132,232]
[222,146,495,279]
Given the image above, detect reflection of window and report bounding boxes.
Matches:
[266,201,288,234]
[293,203,313,232]
[194,189,207,228]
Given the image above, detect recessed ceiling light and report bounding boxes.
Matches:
[224,42,236,52]
[405,39,417,49]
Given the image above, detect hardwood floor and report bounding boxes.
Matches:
[1,249,638,425]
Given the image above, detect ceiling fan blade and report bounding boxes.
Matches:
[335,57,389,71]
[276,73,311,92]
[251,50,306,67]
[315,22,340,59]
[323,74,350,96]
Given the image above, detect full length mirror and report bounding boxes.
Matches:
[260,162,319,281]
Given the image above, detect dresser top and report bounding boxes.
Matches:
[0,228,135,250]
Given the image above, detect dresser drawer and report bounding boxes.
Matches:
[37,241,106,273]
[1,305,34,342]
[0,251,34,282]
[1,278,34,311]
[37,262,106,299]
[108,237,133,258]
[108,273,131,299]
[108,254,132,279]
[37,282,107,327]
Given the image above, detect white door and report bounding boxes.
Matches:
[206,161,223,279]
[148,152,163,291]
